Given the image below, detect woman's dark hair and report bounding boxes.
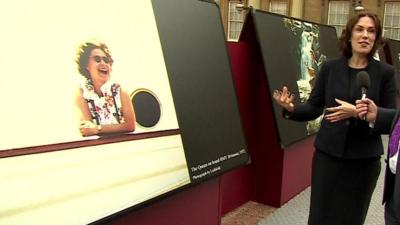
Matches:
[75,41,113,79]
[338,12,382,59]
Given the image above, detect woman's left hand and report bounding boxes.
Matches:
[325,98,357,123]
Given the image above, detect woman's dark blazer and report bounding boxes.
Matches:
[375,108,400,218]
[287,57,397,158]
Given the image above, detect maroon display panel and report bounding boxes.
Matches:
[223,12,314,207]
[103,178,221,225]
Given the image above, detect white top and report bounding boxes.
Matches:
[389,149,398,174]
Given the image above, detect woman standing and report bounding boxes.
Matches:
[273,12,397,225]
[75,41,136,137]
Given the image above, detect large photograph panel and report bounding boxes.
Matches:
[252,10,339,147]
[0,1,190,224]
[0,0,249,223]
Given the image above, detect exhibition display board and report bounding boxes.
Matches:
[222,9,332,207]
[0,0,248,224]
[152,0,249,183]
[384,39,400,105]
[252,10,339,147]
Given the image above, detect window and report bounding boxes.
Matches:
[383,2,400,40]
[228,1,246,41]
[269,1,288,16]
[327,1,350,37]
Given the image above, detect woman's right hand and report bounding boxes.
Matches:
[272,86,295,112]
[79,120,99,137]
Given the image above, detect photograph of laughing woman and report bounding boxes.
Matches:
[75,41,136,137]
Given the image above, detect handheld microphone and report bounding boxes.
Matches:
[356,71,370,120]
[356,71,370,99]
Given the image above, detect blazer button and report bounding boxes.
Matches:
[345,120,350,125]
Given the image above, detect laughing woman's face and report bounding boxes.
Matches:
[87,48,113,84]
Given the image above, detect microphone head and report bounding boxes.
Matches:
[356,71,370,90]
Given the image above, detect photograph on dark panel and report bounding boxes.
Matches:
[0,0,250,224]
[252,10,339,146]
[0,1,190,224]
[386,39,400,73]
[385,39,400,102]
[283,18,327,134]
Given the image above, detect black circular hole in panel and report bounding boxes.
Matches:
[131,90,161,128]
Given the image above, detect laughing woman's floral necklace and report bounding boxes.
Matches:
[81,78,124,125]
